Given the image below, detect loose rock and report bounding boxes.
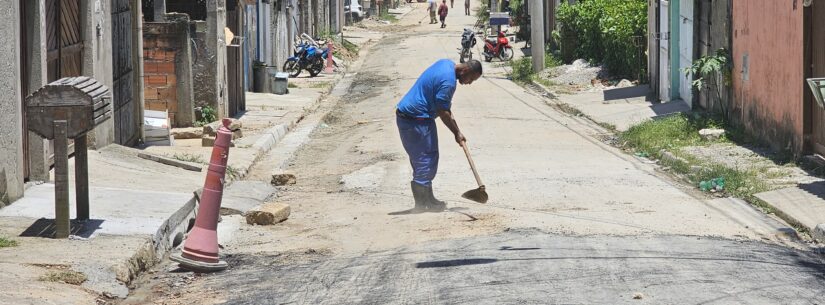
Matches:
[617,79,633,88]
[171,127,203,139]
[271,173,297,186]
[201,136,235,147]
[633,292,644,300]
[699,128,726,141]
[245,202,291,225]
[203,119,243,136]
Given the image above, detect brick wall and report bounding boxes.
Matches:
[143,20,197,127]
[143,32,181,126]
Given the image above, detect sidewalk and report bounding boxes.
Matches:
[529,81,825,245]
[0,28,382,304]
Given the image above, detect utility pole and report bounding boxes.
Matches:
[530,0,545,73]
[491,0,499,35]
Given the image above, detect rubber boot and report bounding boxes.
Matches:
[425,186,447,212]
[411,182,429,212]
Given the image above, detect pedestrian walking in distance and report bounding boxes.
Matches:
[465,0,470,15]
[438,0,449,28]
[395,59,483,212]
[428,0,438,24]
[450,0,454,8]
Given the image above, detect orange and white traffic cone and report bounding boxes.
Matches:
[171,118,233,272]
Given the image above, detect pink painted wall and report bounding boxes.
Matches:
[732,0,805,153]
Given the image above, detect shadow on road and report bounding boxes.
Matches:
[415,258,498,268]
[19,218,104,238]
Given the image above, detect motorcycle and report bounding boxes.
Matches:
[283,40,324,78]
[482,30,514,62]
[458,28,477,63]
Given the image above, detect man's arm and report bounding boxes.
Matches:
[437,109,466,144]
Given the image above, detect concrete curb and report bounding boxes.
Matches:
[525,80,817,244]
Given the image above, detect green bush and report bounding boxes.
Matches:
[600,0,648,79]
[509,57,533,83]
[555,0,647,79]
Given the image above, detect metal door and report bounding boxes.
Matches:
[809,1,825,154]
[227,6,246,117]
[111,0,138,145]
[659,0,670,101]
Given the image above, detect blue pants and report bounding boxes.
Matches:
[397,116,439,187]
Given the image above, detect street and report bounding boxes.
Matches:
[125,4,825,304]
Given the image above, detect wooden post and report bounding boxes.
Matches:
[75,134,89,221]
[53,120,70,238]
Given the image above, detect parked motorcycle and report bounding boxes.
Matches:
[459,28,477,63]
[482,31,514,62]
[283,40,324,78]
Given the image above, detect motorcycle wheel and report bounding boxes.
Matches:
[484,55,493,62]
[500,47,514,61]
[308,58,324,77]
[284,59,301,78]
[460,48,472,63]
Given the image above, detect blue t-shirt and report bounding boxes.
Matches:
[396,59,457,119]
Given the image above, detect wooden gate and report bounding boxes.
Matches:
[111,0,138,145]
[43,0,83,167]
[46,0,84,82]
[808,2,825,155]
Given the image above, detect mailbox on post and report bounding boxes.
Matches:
[26,77,111,238]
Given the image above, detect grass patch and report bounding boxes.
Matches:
[39,270,87,285]
[379,11,398,23]
[621,114,774,202]
[287,83,299,89]
[0,236,18,248]
[308,81,331,89]
[508,57,533,83]
[172,153,205,164]
[342,39,359,55]
[620,113,724,158]
[226,165,241,180]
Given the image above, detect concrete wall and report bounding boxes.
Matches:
[192,0,228,119]
[143,17,196,127]
[271,2,291,69]
[83,0,117,149]
[0,0,24,205]
[732,0,805,153]
[25,0,52,182]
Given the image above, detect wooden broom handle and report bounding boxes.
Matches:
[461,141,484,187]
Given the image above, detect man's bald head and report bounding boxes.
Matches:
[456,60,483,85]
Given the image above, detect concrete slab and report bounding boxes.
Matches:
[755,183,825,236]
[222,181,277,214]
[0,184,193,237]
[705,197,798,240]
[55,145,205,194]
[555,91,691,131]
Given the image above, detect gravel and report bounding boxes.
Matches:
[538,59,605,86]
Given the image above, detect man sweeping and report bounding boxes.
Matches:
[395,59,483,212]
